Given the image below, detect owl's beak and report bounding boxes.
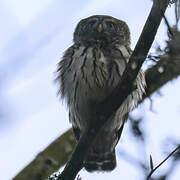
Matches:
[97,24,103,32]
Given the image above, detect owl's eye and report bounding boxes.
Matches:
[88,20,96,27]
[106,21,116,30]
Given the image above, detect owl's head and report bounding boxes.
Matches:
[73,15,130,46]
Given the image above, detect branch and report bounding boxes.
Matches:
[13,129,76,180]
[146,145,180,180]
[52,1,170,180]
[99,0,169,117]
[144,32,180,100]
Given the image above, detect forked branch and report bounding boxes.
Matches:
[146,145,180,180]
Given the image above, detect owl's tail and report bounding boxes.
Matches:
[73,127,117,171]
[83,119,125,172]
[84,149,116,172]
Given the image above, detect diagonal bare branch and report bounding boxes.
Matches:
[146,145,180,180]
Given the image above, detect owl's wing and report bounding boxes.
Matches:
[56,44,89,135]
[56,45,75,100]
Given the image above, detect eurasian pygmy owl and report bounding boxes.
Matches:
[56,15,146,172]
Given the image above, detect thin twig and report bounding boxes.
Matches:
[163,15,174,38]
[175,0,180,28]
[146,145,180,180]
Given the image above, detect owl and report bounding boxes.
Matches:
[56,15,146,172]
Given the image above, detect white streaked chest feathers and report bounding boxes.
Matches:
[69,45,130,101]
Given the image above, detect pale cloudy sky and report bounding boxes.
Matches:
[0,1,180,180]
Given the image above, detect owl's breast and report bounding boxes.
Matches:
[71,46,122,102]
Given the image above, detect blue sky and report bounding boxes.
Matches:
[0,0,180,180]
